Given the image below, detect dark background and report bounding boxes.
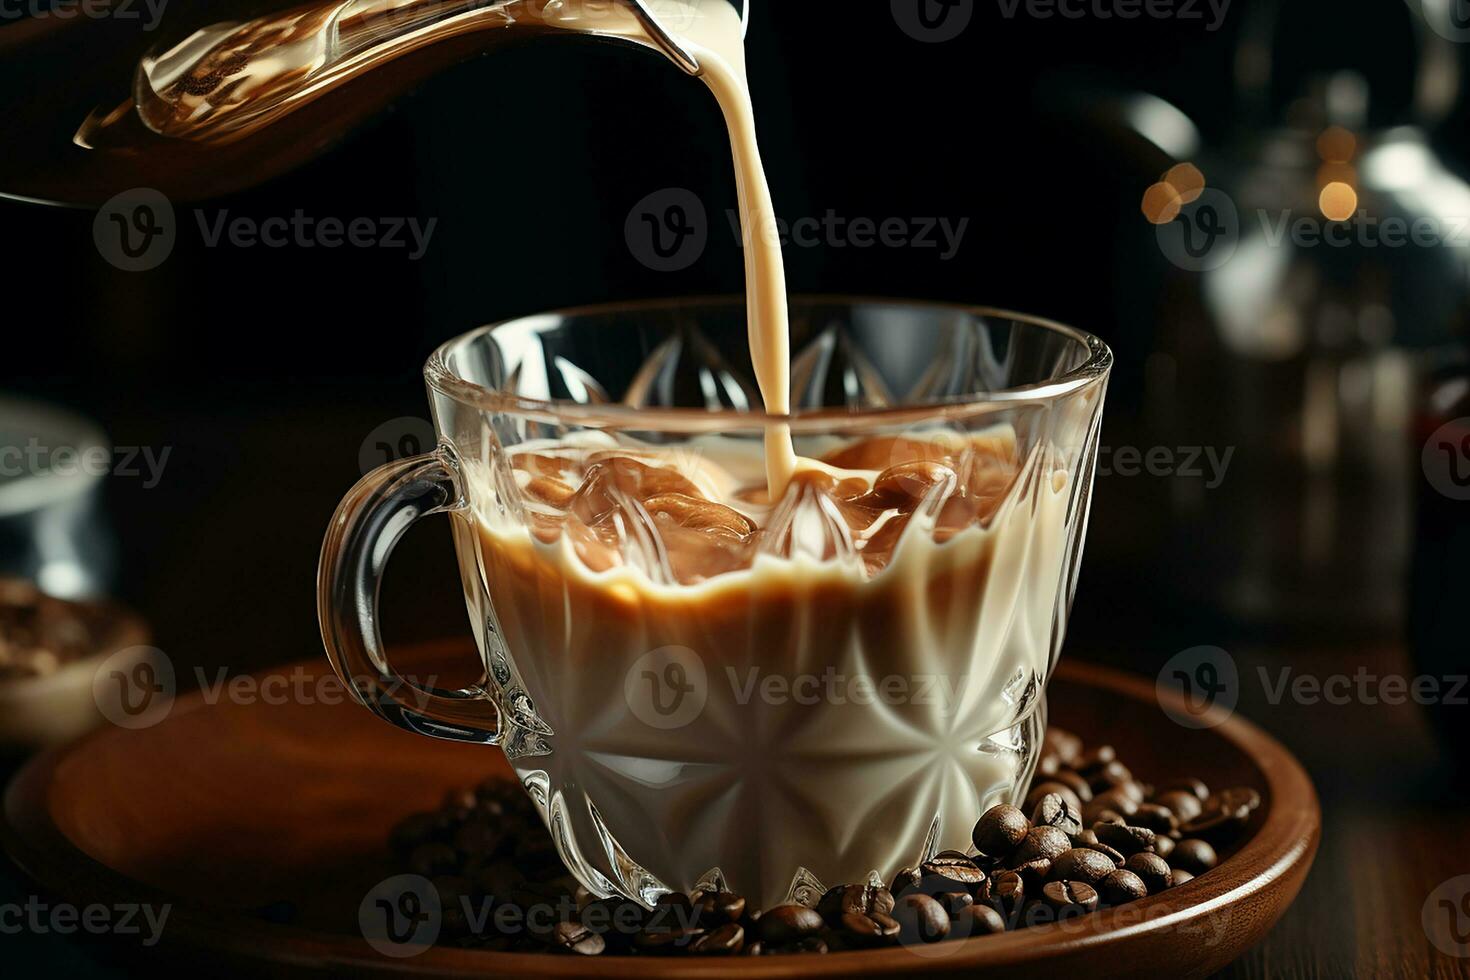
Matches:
[0,0,1455,668]
[3,0,1470,975]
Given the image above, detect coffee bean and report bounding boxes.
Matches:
[1010,825,1071,866]
[1087,760,1134,793]
[936,890,974,915]
[1052,768,1094,803]
[921,853,987,889]
[647,892,696,928]
[1075,745,1116,773]
[890,866,924,896]
[1123,852,1172,894]
[1158,777,1210,801]
[692,890,746,925]
[1044,728,1084,768]
[389,812,440,853]
[952,902,1008,937]
[1031,792,1084,837]
[1207,786,1262,813]
[547,920,606,955]
[1094,822,1156,857]
[742,940,764,956]
[434,806,473,838]
[1131,803,1179,835]
[990,870,1025,916]
[1041,880,1099,915]
[893,893,950,944]
[839,910,901,945]
[579,896,647,942]
[757,904,824,945]
[1077,833,1126,865]
[973,804,1030,859]
[689,923,745,955]
[1097,869,1148,905]
[1049,848,1116,886]
[1029,781,1087,822]
[1170,838,1218,875]
[1169,868,1196,887]
[1083,789,1139,824]
[817,882,893,925]
[1179,803,1249,844]
[453,815,506,859]
[1154,789,1204,824]
[768,936,829,955]
[1153,834,1176,861]
[1014,858,1054,895]
[408,842,460,877]
[473,863,522,903]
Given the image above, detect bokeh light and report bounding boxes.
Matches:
[1319,181,1358,221]
[1163,163,1205,204]
[1141,181,1184,225]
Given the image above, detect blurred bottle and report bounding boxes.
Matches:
[1146,0,1470,632]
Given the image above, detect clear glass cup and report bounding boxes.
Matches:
[318,296,1111,909]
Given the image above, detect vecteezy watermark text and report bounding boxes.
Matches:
[723,210,969,261]
[194,210,436,258]
[0,897,170,946]
[0,439,170,488]
[93,188,439,271]
[994,0,1230,30]
[1157,645,1470,729]
[1096,444,1233,488]
[94,647,445,731]
[624,187,970,272]
[1,0,167,30]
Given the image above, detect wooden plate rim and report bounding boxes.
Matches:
[1,657,1320,976]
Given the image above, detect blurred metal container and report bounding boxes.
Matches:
[0,396,117,599]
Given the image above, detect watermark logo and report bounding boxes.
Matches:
[1422,0,1470,43]
[359,417,437,475]
[625,645,707,729]
[92,646,176,730]
[1156,187,1240,272]
[94,188,175,272]
[1156,645,1238,729]
[892,0,974,42]
[360,875,441,958]
[1422,417,1470,501]
[1424,875,1470,957]
[625,188,709,272]
[94,189,437,270]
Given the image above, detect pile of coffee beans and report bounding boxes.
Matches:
[374,728,1261,955]
[0,578,115,680]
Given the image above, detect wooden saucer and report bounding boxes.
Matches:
[1,643,1318,977]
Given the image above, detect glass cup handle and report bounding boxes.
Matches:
[317,447,501,744]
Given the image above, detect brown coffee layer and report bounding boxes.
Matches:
[507,436,1020,584]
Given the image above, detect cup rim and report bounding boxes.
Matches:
[424,294,1112,431]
